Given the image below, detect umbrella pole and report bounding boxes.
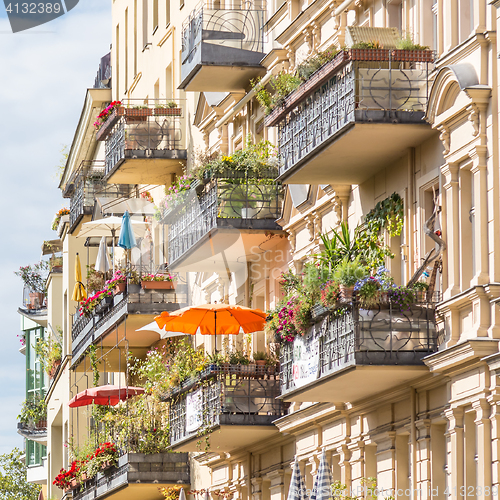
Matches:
[111,228,116,275]
[214,311,217,353]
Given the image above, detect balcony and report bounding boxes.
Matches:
[180,0,266,91]
[267,49,435,185]
[280,302,437,403]
[96,101,187,185]
[17,421,47,445]
[63,161,131,233]
[167,169,283,272]
[71,284,188,366]
[73,453,189,500]
[167,368,285,452]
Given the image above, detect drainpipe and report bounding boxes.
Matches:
[333,0,355,16]
[410,387,417,500]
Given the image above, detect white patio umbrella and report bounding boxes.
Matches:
[95,236,111,273]
[136,320,186,338]
[77,216,148,273]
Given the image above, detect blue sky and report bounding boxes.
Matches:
[0,0,111,454]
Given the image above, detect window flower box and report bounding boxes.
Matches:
[141,280,175,290]
[154,107,182,117]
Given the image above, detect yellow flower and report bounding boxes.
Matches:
[222,156,233,163]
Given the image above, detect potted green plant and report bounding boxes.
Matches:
[125,105,151,122]
[253,351,267,378]
[34,335,62,378]
[128,269,141,294]
[154,101,182,116]
[333,257,366,302]
[18,395,47,428]
[412,281,429,302]
[15,261,49,308]
[354,276,382,309]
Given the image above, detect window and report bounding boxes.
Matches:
[153,0,158,32]
[142,0,148,48]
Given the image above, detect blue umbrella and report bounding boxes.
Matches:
[118,211,137,250]
[310,450,332,500]
[287,460,307,500]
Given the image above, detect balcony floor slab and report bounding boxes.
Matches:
[279,118,435,185]
[280,364,429,403]
[105,154,186,185]
[171,421,280,453]
[180,64,265,92]
[170,224,284,272]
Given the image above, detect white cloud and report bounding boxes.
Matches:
[0,0,111,455]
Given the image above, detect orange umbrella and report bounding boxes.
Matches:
[155,303,266,349]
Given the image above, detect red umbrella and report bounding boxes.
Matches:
[68,385,145,408]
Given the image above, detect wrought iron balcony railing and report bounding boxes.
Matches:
[180,0,266,90]
[267,49,433,181]
[72,452,189,500]
[63,160,131,233]
[280,301,438,400]
[168,370,285,450]
[167,169,283,267]
[71,283,188,366]
[100,101,187,181]
[17,421,47,442]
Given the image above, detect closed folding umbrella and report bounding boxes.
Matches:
[118,211,137,249]
[95,236,111,273]
[179,488,187,500]
[78,215,147,273]
[287,460,307,500]
[68,385,145,407]
[310,450,333,500]
[71,253,86,302]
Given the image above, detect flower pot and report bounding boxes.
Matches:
[391,49,434,62]
[154,107,182,116]
[36,419,47,429]
[241,207,256,219]
[414,290,427,302]
[229,364,240,377]
[125,107,151,122]
[128,283,141,294]
[70,479,78,489]
[29,292,44,308]
[349,48,390,61]
[141,280,175,290]
[240,364,256,378]
[266,363,278,378]
[100,460,113,471]
[114,282,127,295]
[255,360,266,379]
[339,285,354,302]
[222,363,230,375]
[49,359,61,379]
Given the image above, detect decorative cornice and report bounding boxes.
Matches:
[424,339,499,374]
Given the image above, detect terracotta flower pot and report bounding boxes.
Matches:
[154,107,182,116]
[114,282,127,295]
[49,359,61,379]
[339,285,354,302]
[255,360,266,379]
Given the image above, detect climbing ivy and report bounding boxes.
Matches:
[356,192,405,268]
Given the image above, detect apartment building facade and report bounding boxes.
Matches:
[17,1,500,500]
